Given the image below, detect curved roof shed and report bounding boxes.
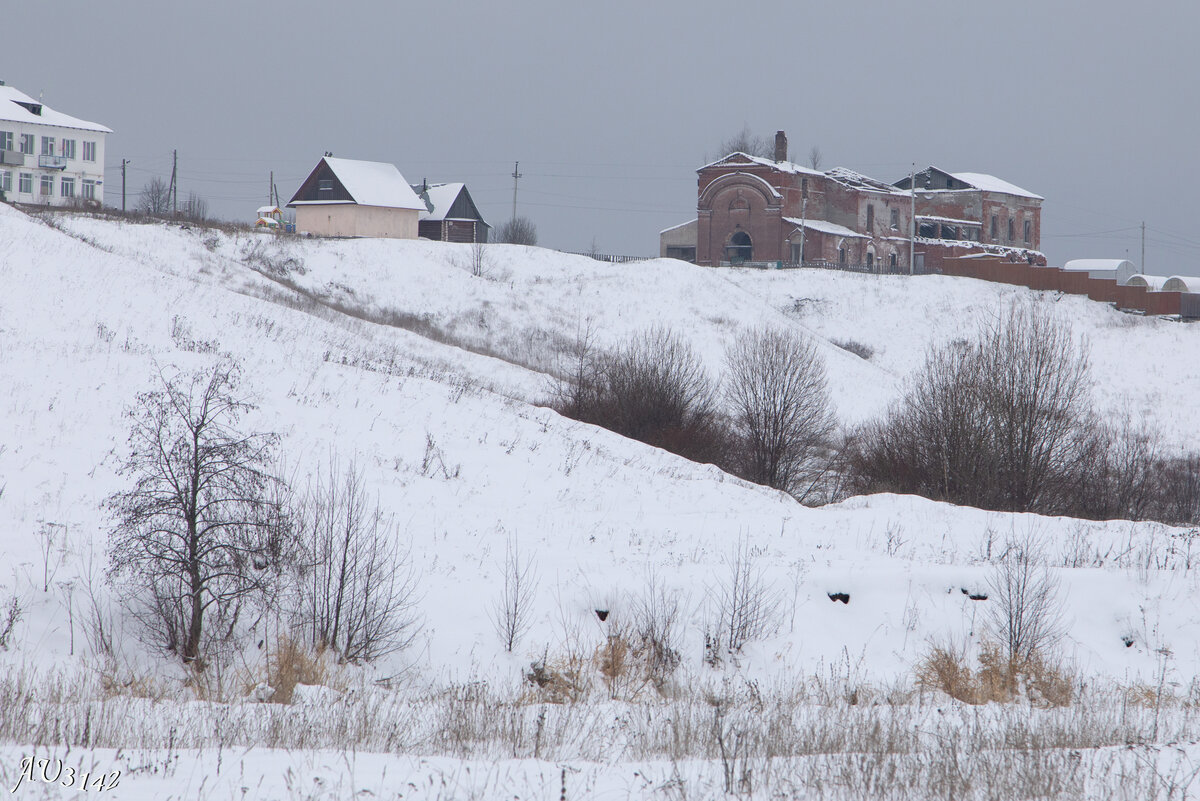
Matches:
[1125,274,1168,290]
[1162,276,1200,293]
[1063,259,1136,285]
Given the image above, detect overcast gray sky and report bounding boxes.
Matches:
[7,1,1198,273]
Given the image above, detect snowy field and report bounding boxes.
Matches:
[3,207,1200,798]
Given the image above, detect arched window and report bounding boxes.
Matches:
[726,231,753,263]
[838,245,847,266]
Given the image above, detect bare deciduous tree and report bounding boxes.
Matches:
[292,460,420,663]
[107,363,288,667]
[138,177,172,216]
[181,192,209,222]
[496,216,538,246]
[724,328,836,502]
[491,539,536,653]
[808,145,823,170]
[718,125,773,159]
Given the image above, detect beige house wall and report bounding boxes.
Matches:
[295,203,419,239]
[659,219,697,257]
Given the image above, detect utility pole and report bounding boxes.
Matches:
[169,149,177,217]
[269,170,274,207]
[121,159,128,213]
[510,160,521,220]
[1141,221,1146,272]
[908,164,916,275]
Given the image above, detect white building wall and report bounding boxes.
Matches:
[0,120,106,207]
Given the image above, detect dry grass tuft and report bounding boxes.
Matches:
[916,641,1072,707]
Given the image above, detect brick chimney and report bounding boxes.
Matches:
[774,131,788,163]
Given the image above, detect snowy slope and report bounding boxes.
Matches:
[4,208,1200,798]
[0,207,1193,685]
[53,212,1200,438]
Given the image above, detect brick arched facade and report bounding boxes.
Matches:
[696,172,783,266]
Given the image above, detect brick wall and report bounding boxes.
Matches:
[942,255,1189,316]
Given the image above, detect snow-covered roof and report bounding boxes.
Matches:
[413,182,465,221]
[825,167,908,195]
[257,205,282,215]
[917,214,981,227]
[305,157,425,211]
[699,152,824,177]
[0,84,111,133]
[950,172,1042,200]
[659,219,696,235]
[1063,259,1135,273]
[783,217,868,239]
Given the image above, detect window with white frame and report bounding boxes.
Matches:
[82,179,95,199]
[19,134,34,154]
[60,176,75,198]
[0,131,11,151]
[18,172,31,194]
[61,139,76,160]
[82,141,96,162]
[40,174,53,195]
[0,170,10,193]
[41,136,55,156]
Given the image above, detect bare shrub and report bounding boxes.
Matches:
[106,362,289,667]
[1068,415,1160,521]
[708,541,780,658]
[291,459,421,663]
[831,338,874,360]
[496,216,537,246]
[847,305,1092,514]
[554,328,727,464]
[987,538,1066,667]
[492,540,537,653]
[629,574,684,690]
[724,327,837,502]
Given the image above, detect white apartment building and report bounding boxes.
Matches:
[0,81,110,207]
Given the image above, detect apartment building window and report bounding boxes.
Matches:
[0,170,10,193]
[1023,220,1032,244]
[82,179,96,199]
[18,172,31,194]
[1008,218,1015,241]
[41,136,55,156]
[0,131,11,151]
[990,215,998,240]
[61,139,76,160]
[60,176,75,198]
[40,175,53,195]
[82,141,96,162]
[19,134,33,154]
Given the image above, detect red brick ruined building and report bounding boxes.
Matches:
[683,131,1044,271]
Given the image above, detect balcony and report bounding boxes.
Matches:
[0,149,25,166]
[38,154,67,169]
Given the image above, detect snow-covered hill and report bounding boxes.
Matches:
[4,207,1200,799]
